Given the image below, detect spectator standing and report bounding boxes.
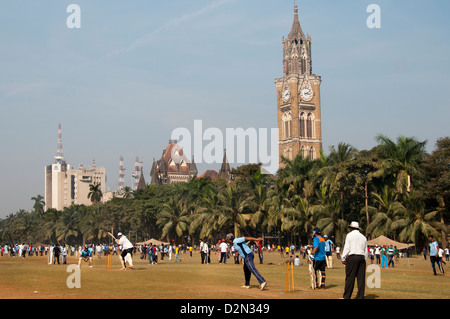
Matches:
[341,221,368,299]
[324,235,334,269]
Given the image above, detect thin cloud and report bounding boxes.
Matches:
[105,0,234,59]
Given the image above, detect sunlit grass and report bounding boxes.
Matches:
[0,251,448,299]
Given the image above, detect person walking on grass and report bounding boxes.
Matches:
[428,235,442,276]
[61,244,68,264]
[53,244,61,264]
[202,241,209,264]
[219,239,228,264]
[381,245,388,269]
[226,233,267,290]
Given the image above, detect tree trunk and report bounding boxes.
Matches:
[438,196,447,248]
[365,180,370,232]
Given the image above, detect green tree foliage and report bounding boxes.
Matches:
[0,135,447,252]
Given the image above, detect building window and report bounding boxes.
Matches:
[306,113,315,138]
[301,146,307,159]
[299,112,306,138]
[282,112,292,139]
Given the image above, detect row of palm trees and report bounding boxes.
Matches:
[1,134,448,251]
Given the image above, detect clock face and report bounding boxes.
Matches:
[300,88,312,101]
[282,89,291,102]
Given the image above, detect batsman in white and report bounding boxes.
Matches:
[117,232,135,270]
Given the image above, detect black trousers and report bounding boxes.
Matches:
[343,255,366,299]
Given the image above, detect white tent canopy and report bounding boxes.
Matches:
[135,238,170,246]
[367,235,415,250]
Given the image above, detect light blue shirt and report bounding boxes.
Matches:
[325,239,334,252]
[81,249,92,257]
[233,237,252,258]
[429,241,438,256]
[313,236,326,261]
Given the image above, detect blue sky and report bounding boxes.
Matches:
[0,0,449,218]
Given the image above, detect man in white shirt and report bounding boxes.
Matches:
[374,245,381,264]
[202,241,210,264]
[219,240,228,264]
[341,221,368,299]
[117,232,134,270]
[199,240,205,264]
[96,245,102,259]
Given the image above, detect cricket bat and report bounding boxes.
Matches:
[308,253,316,290]
[107,232,117,241]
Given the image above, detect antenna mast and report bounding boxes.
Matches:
[118,155,126,192]
[133,156,141,190]
[55,123,64,164]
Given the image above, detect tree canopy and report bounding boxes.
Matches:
[1,135,448,251]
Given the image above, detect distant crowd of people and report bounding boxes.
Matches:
[3,232,448,277]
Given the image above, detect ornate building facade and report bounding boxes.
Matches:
[150,140,198,185]
[275,5,323,167]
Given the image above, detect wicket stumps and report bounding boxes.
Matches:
[284,261,294,292]
[105,253,111,270]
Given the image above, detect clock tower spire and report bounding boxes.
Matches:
[275,4,323,169]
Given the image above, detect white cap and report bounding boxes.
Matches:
[118,232,123,236]
[349,221,360,229]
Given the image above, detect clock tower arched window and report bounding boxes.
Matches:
[282,112,292,139]
[306,113,313,138]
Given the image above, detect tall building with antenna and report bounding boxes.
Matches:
[132,156,141,190]
[118,155,126,193]
[45,123,68,210]
[44,124,107,211]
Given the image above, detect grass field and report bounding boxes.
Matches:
[0,250,448,299]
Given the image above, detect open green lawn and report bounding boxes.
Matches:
[0,251,448,299]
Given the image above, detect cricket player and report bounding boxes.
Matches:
[311,227,326,289]
[117,232,134,270]
[78,245,93,268]
[226,233,267,290]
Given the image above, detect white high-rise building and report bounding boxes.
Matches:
[44,124,106,211]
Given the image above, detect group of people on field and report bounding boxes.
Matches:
[4,225,447,299]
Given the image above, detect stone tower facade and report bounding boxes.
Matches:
[275,5,322,168]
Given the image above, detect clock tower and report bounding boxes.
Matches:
[275,4,322,168]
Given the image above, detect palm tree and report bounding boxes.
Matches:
[41,208,60,243]
[217,185,253,238]
[249,184,269,233]
[366,185,406,239]
[283,195,317,245]
[264,179,294,247]
[327,142,358,166]
[375,134,426,194]
[79,206,109,244]
[189,189,222,239]
[314,186,348,245]
[157,197,190,243]
[88,183,103,204]
[122,186,134,199]
[55,207,80,244]
[31,195,45,217]
[391,192,446,249]
[279,152,322,191]
[392,208,441,247]
[318,142,358,220]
